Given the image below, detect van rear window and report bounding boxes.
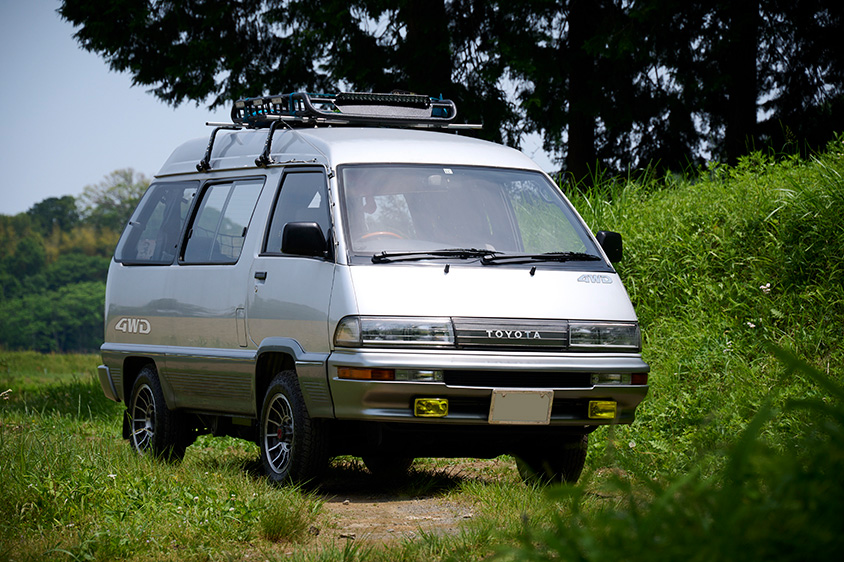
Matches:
[114,181,199,265]
[181,179,264,264]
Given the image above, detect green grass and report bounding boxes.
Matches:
[0,351,100,385]
[0,375,322,561]
[2,139,844,560]
[567,142,844,480]
[495,348,844,562]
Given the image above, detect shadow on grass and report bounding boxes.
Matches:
[317,457,469,500]
[186,444,474,501]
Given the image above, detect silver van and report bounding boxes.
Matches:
[98,92,648,484]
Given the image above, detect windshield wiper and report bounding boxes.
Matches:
[480,252,603,265]
[371,248,497,264]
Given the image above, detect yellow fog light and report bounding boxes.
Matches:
[588,400,617,419]
[414,398,449,418]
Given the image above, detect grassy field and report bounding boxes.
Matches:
[2,140,843,561]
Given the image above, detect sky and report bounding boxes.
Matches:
[0,1,554,216]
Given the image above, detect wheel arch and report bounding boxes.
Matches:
[255,351,296,417]
[254,337,333,419]
[122,356,159,403]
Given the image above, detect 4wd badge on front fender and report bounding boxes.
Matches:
[115,317,151,334]
[577,274,613,284]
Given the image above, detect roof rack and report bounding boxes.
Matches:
[230,91,470,129]
[197,91,479,171]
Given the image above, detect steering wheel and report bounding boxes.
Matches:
[359,231,404,240]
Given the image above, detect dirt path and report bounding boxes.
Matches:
[313,458,517,544]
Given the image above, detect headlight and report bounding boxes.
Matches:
[569,322,640,351]
[334,316,455,348]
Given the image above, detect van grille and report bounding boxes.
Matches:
[444,370,591,389]
[452,318,569,350]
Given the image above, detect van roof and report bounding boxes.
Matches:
[157,127,542,178]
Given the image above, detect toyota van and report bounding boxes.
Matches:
[97,92,649,484]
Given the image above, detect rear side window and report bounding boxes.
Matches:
[182,178,264,264]
[264,171,331,254]
[114,181,199,265]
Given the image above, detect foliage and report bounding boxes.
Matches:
[0,168,144,352]
[496,348,844,562]
[77,168,150,232]
[26,195,80,235]
[0,281,105,353]
[59,1,844,179]
[57,0,519,145]
[564,138,844,478]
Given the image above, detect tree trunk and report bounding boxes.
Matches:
[723,1,758,164]
[401,0,453,97]
[567,0,599,184]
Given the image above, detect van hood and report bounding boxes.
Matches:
[345,264,637,321]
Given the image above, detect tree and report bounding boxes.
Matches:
[652,0,844,164]
[0,281,105,352]
[59,0,519,143]
[504,1,698,180]
[756,0,844,155]
[77,168,149,232]
[60,1,844,179]
[26,195,80,235]
[7,236,46,278]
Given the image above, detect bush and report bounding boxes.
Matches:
[497,347,844,562]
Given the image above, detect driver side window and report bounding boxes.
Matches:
[264,171,331,254]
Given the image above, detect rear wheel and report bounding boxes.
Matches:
[260,370,329,485]
[515,434,588,484]
[128,365,187,460]
[362,455,415,481]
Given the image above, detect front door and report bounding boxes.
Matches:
[246,168,335,354]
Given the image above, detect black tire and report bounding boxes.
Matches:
[362,455,415,481]
[515,434,589,485]
[260,370,329,485]
[127,364,187,460]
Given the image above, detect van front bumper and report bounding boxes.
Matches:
[326,349,649,426]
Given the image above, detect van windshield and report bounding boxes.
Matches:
[338,165,600,261]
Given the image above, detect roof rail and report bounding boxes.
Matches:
[230,91,470,129]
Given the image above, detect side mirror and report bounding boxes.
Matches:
[595,230,623,263]
[282,222,327,258]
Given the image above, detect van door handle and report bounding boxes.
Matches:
[254,271,267,280]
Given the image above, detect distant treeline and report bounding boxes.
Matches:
[0,170,148,352]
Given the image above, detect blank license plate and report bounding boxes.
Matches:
[489,389,553,425]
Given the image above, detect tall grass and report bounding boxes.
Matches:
[565,140,844,478]
[495,347,844,561]
[0,351,99,381]
[0,375,323,561]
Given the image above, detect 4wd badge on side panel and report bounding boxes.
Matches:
[115,317,151,334]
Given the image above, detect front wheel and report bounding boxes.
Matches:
[515,434,588,484]
[127,365,187,460]
[260,370,329,485]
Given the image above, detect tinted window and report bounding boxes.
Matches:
[264,171,331,254]
[114,181,198,264]
[182,179,264,264]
